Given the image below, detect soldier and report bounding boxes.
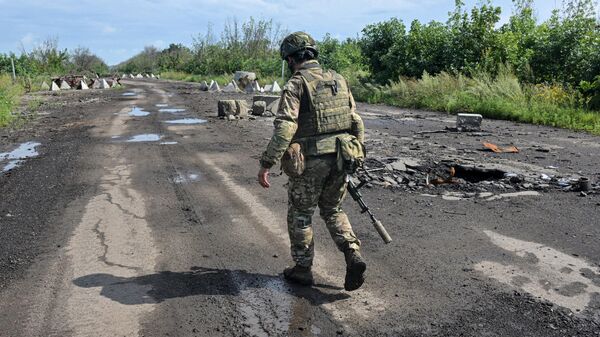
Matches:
[257,32,366,291]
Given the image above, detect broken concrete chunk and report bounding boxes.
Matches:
[235,100,249,116]
[252,95,280,107]
[266,98,280,113]
[234,71,256,88]
[50,81,60,91]
[457,113,483,132]
[263,84,273,92]
[252,101,267,116]
[40,81,50,90]
[218,100,237,117]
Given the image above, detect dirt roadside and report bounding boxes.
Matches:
[0,79,598,337]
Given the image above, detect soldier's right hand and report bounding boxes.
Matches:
[258,167,271,188]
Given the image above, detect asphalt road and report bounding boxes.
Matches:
[0,79,598,337]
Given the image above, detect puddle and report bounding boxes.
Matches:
[172,172,201,184]
[111,136,121,139]
[160,141,178,145]
[125,134,162,142]
[158,108,186,114]
[164,118,206,125]
[121,92,137,96]
[128,106,150,117]
[1,141,41,172]
[475,230,600,312]
[155,104,168,107]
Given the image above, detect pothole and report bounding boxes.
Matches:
[124,134,162,142]
[164,118,206,125]
[159,108,186,114]
[128,106,150,117]
[0,141,42,172]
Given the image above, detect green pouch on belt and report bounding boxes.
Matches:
[335,134,365,174]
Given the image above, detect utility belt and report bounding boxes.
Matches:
[293,131,349,157]
[281,131,365,178]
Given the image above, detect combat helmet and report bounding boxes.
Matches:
[280,32,318,60]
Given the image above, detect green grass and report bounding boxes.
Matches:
[0,74,24,127]
[352,69,600,135]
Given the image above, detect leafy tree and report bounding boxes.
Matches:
[70,47,109,74]
[360,18,407,83]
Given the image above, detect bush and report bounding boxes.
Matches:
[354,68,600,134]
[0,74,24,127]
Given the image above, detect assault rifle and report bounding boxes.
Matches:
[346,176,393,244]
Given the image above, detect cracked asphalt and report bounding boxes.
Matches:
[0,79,598,337]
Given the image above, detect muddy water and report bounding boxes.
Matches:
[0,141,42,172]
[128,106,150,117]
[158,108,186,114]
[125,134,162,142]
[164,118,206,125]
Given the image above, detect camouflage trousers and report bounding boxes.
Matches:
[287,154,360,268]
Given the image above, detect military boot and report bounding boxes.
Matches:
[344,249,366,291]
[283,265,314,286]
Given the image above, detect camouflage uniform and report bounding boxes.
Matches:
[260,60,364,267]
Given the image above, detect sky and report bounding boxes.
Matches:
[0,0,565,66]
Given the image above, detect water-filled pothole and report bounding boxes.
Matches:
[1,141,41,172]
[125,134,162,142]
[156,104,168,107]
[164,118,206,125]
[159,108,186,114]
[128,106,150,117]
[122,92,137,96]
[173,172,201,184]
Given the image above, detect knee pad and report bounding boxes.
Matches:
[294,213,312,229]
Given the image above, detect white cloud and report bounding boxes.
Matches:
[20,33,36,47]
[102,25,117,34]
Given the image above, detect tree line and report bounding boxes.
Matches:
[0,37,109,79]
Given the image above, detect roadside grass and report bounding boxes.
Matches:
[0,74,24,127]
[161,71,282,88]
[353,69,600,135]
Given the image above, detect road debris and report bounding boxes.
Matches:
[483,142,519,153]
[457,113,483,132]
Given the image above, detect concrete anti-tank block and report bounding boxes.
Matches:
[235,100,249,116]
[218,100,237,117]
[252,95,279,107]
[457,113,483,131]
[252,101,267,116]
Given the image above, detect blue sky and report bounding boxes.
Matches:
[1,0,564,65]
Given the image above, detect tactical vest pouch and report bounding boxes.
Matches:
[336,134,365,174]
[281,143,305,177]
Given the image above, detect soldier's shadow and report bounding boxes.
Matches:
[73,266,350,306]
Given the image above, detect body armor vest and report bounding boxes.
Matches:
[294,67,353,139]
